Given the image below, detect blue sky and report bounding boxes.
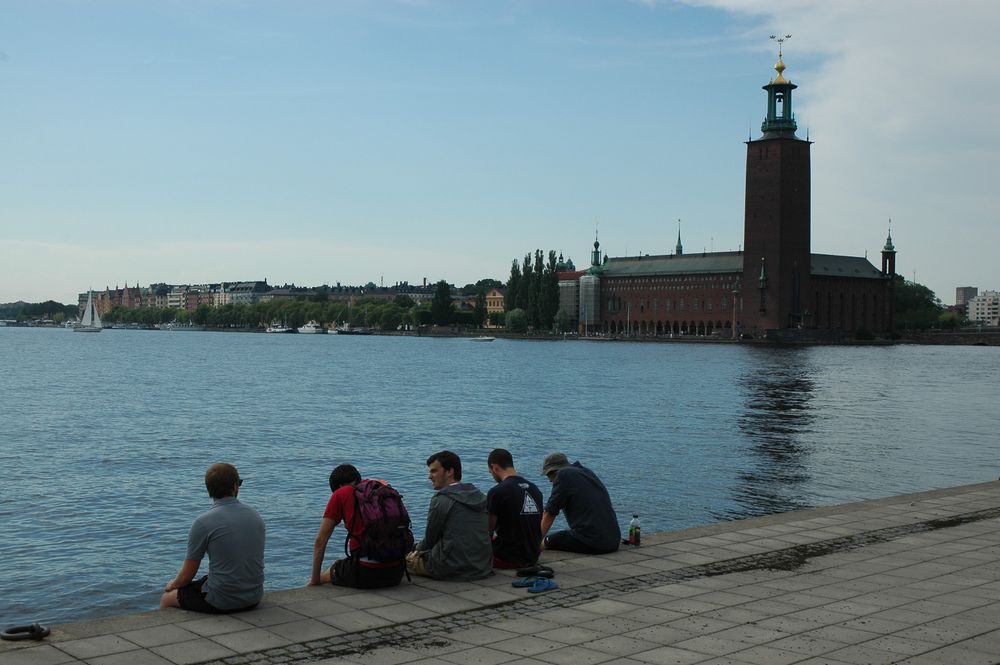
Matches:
[2,0,997,305]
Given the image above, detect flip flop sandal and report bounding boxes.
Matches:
[528,577,558,593]
[511,576,541,588]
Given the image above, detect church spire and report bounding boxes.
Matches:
[675,219,683,255]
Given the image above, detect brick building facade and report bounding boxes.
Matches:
[567,53,895,338]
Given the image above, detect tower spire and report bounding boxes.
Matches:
[761,34,798,138]
[883,217,895,251]
[881,218,897,276]
[676,219,683,255]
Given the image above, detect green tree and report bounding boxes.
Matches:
[379,304,404,331]
[894,277,942,330]
[394,294,415,309]
[473,289,487,328]
[505,260,521,313]
[193,304,211,326]
[460,278,503,295]
[539,250,560,329]
[555,309,574,333]
[938,311,964,330]
[505,308,528,333]
[517,254,532,313]
[430,280,453,325]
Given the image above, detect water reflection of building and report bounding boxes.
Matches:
[561,53,897,339]
[726,350,816,518]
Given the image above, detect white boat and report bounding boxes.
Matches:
[470,336,495,342]
[266,322,295,333]
[72,292,103,333]
[297,321,326,334]
[162,322,205,331]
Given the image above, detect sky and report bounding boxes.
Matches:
[1,0,997,305]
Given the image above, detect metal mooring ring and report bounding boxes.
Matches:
[0,622,50,641]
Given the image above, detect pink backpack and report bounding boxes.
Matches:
[349,479,415,564]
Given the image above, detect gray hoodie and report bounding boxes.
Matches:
[415,482,492,581]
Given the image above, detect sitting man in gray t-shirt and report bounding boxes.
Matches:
[160,463,265,614]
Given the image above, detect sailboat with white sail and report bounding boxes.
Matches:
[72,291,103,333]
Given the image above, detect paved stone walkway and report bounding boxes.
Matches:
[2,481,998,665]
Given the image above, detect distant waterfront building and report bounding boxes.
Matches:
[955,286,978,308]
[562,52,895,338]
[967,290,999,327]
[485,287,505,320]
[557,267,586,327]
[228,281,271,305]
[213,283,232,308]
[259,286,317,302]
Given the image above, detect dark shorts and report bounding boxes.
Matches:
[492,554,532,570]
[176,576,258,615]
[545,530,619,555]
[329,557,404,589]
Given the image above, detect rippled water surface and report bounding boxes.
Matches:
[1,328,997,626]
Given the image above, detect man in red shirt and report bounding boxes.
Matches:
[308,464,405,588]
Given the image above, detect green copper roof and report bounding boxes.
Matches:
[883,231,895,252]
[598,252,885,281]
[604,252,742,277]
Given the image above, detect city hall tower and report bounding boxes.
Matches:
[742,51,812,330]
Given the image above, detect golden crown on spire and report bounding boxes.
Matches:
[769,34,791,83]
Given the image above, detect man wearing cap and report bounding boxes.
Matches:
[539,452,620,555]
[160,463,265,614]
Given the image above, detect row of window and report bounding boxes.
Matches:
[607,295,744,314]
[609,275,738,288]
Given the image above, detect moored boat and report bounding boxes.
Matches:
[297,321,326,334]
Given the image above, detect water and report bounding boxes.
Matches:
[0,328,997,627]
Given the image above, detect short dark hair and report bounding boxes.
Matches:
[426,450,462,481]
[329,464,362,492]
[205,463,240,499]
[487,448,513,469]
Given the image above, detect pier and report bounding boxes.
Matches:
[2,481,997,665]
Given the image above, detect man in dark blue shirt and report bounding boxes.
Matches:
[486,448,543,569]
[539,452,620,555]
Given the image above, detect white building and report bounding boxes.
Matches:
[967,290,999,326]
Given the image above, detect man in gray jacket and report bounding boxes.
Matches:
[406,450,492,581]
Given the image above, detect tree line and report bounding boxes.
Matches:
[0,300,77,322]
[504,250,562,332]
[102,296,422,331]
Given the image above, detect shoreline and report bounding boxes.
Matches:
[7,323,1000,346]
[3,480,998,665]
